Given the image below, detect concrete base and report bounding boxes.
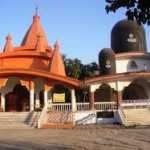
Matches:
[97,118,115,124]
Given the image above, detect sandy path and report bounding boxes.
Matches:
[0,125,149,149]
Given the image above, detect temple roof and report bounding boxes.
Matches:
[21,14,49,48]
[111,19,147,53]
[0,13,80,88]
[50,41,66,76]
[3,34,13,52]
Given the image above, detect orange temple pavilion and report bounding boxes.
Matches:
[0,13,80,113]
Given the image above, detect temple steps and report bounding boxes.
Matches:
[122,108,150,126]
[0,112,41,129]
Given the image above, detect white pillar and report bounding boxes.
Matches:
[71,89,77,112]
[44,91,48,109]
[35,93,40,109]
[1,93,5,112]
[30,89,34,111]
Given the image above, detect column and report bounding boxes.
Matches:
[35,93,40,109]
[44,85,52,110]
[1,93,5,112]
[89,92,95,110]
[89,85,95,110]
[71,89,77,112]
[30,81,34,111]
[44,90,48,109]
[117,91,122,108]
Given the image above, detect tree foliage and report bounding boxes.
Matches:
[105,0,150,25]
[63,55,99,80]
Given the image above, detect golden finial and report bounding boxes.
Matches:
[35,5,39,16]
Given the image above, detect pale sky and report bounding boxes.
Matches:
[0,0,149,64]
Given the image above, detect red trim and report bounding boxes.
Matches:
[116,52,150,60]
[84,71,150,85]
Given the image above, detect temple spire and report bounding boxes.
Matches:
[35,5,39,16]
[21,11,49,49]
[36,34,46,52]
[50,41,66,76]
[54,40,61,50]
[3,34,13,52]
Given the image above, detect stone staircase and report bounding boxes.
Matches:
[122,108,150,126]
[0,112,41,129]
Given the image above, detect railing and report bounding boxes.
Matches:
[94,102,117,111]
[122,99,150,108]
[51,103,72,112]
[77,103,90,111]
[50,102,117,112]
[76,113,96,125]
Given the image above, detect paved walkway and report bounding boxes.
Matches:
[0,125,149,150]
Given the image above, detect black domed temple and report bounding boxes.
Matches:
[0,15,150,129]
[83,19,150,126]
[111,19,147,53]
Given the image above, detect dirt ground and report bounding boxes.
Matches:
[0,125,149,150]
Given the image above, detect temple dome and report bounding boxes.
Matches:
[111,19,147,53]
[99,48,116,75]
[21,15,49,48]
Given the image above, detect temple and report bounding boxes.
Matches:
[84,19,150,126]
[0,13,150,128]
[0,13,79,113]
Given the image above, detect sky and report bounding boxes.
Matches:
[0,0,149,64]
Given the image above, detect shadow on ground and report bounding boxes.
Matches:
[0,141,79,150]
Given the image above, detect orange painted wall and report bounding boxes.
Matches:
[0,55,50,71]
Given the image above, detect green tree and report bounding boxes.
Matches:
[63,56,99,102]
[63,55,83,79]
[63,55,99,80]
[81,62,99,79]
[105,0,150,25]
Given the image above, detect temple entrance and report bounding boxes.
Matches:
[123,79,150,100]
[94,84,116,102]
[52,84,71,103]
[5,84,30,112]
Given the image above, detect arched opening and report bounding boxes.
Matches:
[130,61,138,69]
[94,84,115,102]
[127,60,138,72]
[123,80,149,100]
[52,84,71,103]
[5,84,30,112]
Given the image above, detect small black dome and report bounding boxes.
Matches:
[111,19,147,53]
[99,48,116,75]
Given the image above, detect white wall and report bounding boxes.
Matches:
[75,111,117,125]
[97,118,116,124]
[75,111,97,125]
[116,58,150,73]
